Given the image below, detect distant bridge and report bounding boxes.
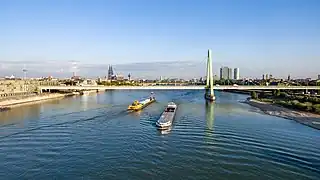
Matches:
[39,85,320,92]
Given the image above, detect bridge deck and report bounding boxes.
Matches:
[39,85,320,90]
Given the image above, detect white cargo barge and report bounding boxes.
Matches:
[156,102,177,129]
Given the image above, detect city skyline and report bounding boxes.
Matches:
[0,60,318,80]
[1,0,320,78]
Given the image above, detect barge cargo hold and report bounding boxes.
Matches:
[127,93,156,111]
[156,102,177,129]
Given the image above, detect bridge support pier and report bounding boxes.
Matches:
[204,49,215,101]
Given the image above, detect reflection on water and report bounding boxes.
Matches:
[80,93,102,111]
[158,126,172,135]
[80,94,89,111]
[0,104,41,124]
[107,90,115,104]
[131,110,142,116]
[205,101,215,131]
[205,101,215,140]
[1,90,320,180]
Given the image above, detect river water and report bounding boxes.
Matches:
[0,90,319,180]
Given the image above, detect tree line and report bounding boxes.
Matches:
[250,90,320,114]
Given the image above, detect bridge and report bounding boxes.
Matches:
[39,85,320,92]
[39,49,319,99]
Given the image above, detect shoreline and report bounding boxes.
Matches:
[0,93,76,108]
[244,99,320,130]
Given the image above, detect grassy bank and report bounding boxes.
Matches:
[250,90,320,114]
[245,99,320,130]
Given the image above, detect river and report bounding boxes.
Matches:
[0,90,319,180]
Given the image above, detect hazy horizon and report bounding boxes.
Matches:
[1,0,319,79]
[0,60,318,80]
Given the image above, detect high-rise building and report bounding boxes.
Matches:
[288,74,291,81]
[234,68,240,80]
[262,74,265,80]
[220,67,229,80]
[266,74,269,80]
[108,65,114,80]
[318,74,320,80]
[228,68,233,80]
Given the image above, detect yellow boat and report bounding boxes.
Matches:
[128,93,156,111]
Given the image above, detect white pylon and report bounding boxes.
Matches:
[205,49,215,101]
[208,49,214,96]
[206,53,210,87]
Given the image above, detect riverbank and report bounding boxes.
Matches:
[80,90,101,95]
[0,93,75,108]
[221,89,274,95]
[244,99,320,130]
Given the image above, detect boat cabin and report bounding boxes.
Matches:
[131,100,139,106]
[165,107,175,112]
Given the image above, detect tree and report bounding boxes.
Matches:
[279,92,288,98]
[275,89,281,97]
[272,89,281,97]
[251,91,258,99]
[313,104,320,113]
[272,90,276,96]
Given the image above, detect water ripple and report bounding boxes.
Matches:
[1,90,320,180]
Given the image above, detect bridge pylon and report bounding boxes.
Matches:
[205,49,215,101]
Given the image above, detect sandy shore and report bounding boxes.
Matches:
[244,99,320,130]
[0,93,74,108]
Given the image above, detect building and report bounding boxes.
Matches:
[4,75,16,80]
[71,76,81,81]
[266,74,269,80]
[116,74,124,81]
[97,77,102,83]
[108,65,114,80]
[288,75,291,81]
[0,79,59,98]
[192,78,198,83]
[199,77,203,83]
[233,68,240,80]
[262,74,265,80]
[220,66,229,80]
[318,74,320,80]
[80,79,97,86]
[228,68,233,80]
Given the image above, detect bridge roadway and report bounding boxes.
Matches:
[39,85,320,91]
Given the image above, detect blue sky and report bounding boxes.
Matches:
[0,0,319,79]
